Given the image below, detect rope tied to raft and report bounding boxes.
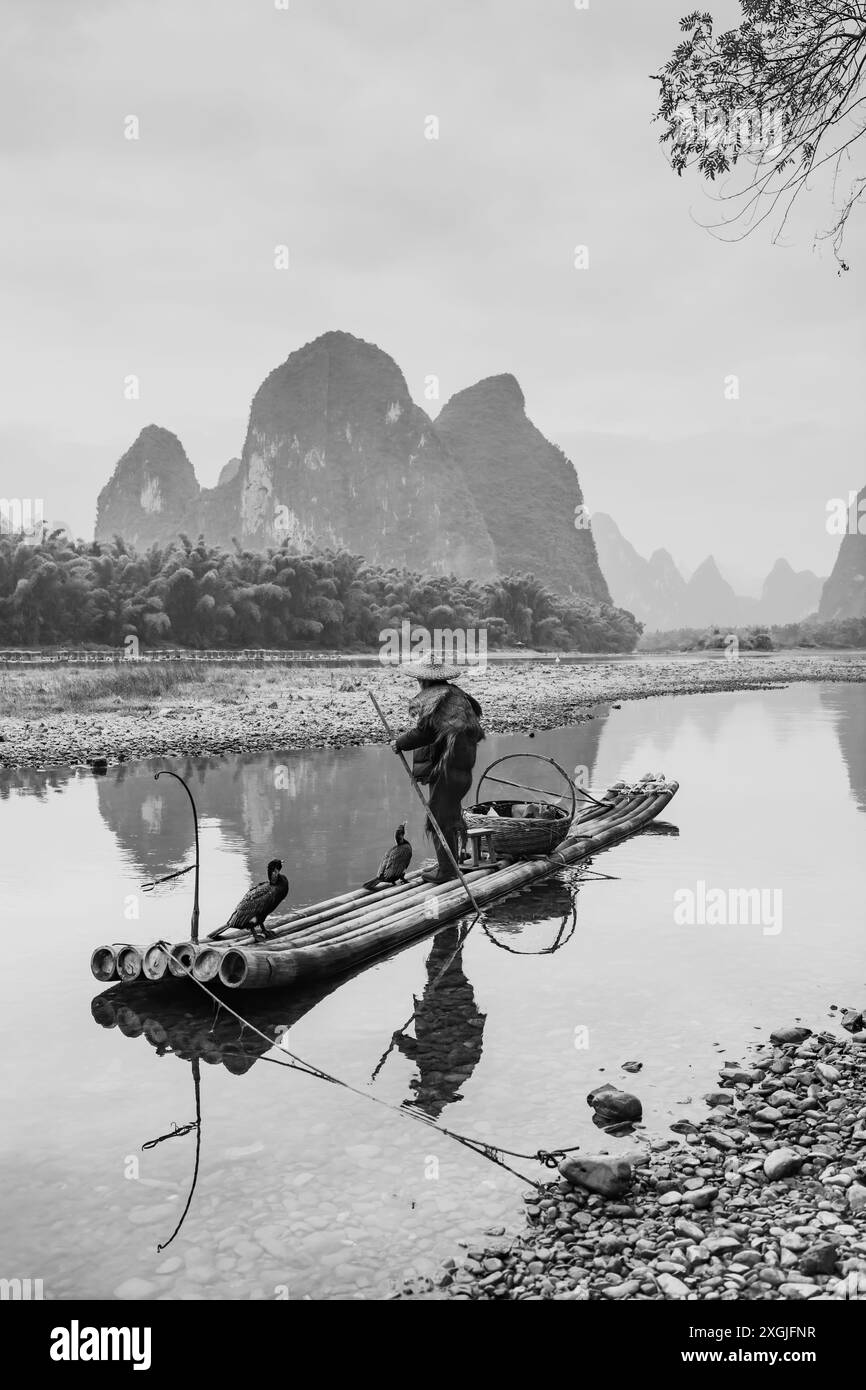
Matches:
[535,1148,581,1169]
[156,943,581,1190]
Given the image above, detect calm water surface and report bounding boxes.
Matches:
[0,682,863,1300]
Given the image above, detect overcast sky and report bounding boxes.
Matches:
[2,0,864,580]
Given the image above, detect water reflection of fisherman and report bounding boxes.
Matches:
[394,927,486,1119]
[393,652,484,884]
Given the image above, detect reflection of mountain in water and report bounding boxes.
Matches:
[821,686,866,812]
[94,751,360,881]
[0,764,78,802]
[92,715,607,886]
[394,927,486,1120]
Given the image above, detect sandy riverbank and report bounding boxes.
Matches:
[0,650,864,771]
[409,1014,866,1302]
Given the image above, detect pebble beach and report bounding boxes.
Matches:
[417,1017,866,1302]
[1,649,864,771]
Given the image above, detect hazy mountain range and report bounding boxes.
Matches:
[591,512,827,631]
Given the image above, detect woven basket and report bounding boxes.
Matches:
[464,799,572,858]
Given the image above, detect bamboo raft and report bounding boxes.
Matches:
[90,776,678,992]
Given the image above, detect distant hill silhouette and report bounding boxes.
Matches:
[820,486,866,619]
[592,512,823,630]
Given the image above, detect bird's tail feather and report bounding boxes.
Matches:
[362,877,380,891]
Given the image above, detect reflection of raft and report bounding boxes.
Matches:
[90,777,678,993]
[91,975,350,1074]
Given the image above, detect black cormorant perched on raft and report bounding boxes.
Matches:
[363,824,412,890]
[207,858,289,941]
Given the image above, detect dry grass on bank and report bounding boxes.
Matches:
[0,661,368,718]
[0,662,209,716]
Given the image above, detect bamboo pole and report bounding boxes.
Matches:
[192,878,458,979]
[189,945,224,982]
[191,866,498,979]
[90,943,136,983]
[202,875,483,983]
[221,868,493,954]
[217,874,497,987]
[232,872,431,940]
[168,941,199,977]
[207,868,431,945]
[116,945,144,982]
[142,942,170,981]
[214,861,494,961]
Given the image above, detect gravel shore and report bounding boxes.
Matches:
[418,1016,866,1302]
[1,650,864,771]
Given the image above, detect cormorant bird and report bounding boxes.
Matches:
[363,824,412,890]
[208,859,289,941]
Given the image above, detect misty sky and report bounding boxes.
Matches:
[2,0,864,582]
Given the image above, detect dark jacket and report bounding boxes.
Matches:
[395,682,484,786]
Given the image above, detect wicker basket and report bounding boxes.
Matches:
[464,799,572,858]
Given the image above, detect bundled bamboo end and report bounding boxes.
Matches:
[218,947,300,990]
[116,946,144,982]
[192,946,225,983]
[142,943,169,981]
[168,942,198,978]
[90,945,120,982]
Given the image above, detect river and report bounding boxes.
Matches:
[0,682,863,1300]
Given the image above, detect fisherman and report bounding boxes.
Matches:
[393,651,485,884]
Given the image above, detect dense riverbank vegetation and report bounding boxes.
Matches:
[0,531,641,652]
[637,618,866,652]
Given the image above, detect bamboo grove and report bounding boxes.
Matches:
[0,531,642,652]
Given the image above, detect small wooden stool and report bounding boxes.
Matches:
[465,825,497,867]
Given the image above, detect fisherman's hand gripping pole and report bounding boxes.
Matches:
[368,691,486,922]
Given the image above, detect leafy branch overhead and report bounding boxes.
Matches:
[652,1,866,266]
